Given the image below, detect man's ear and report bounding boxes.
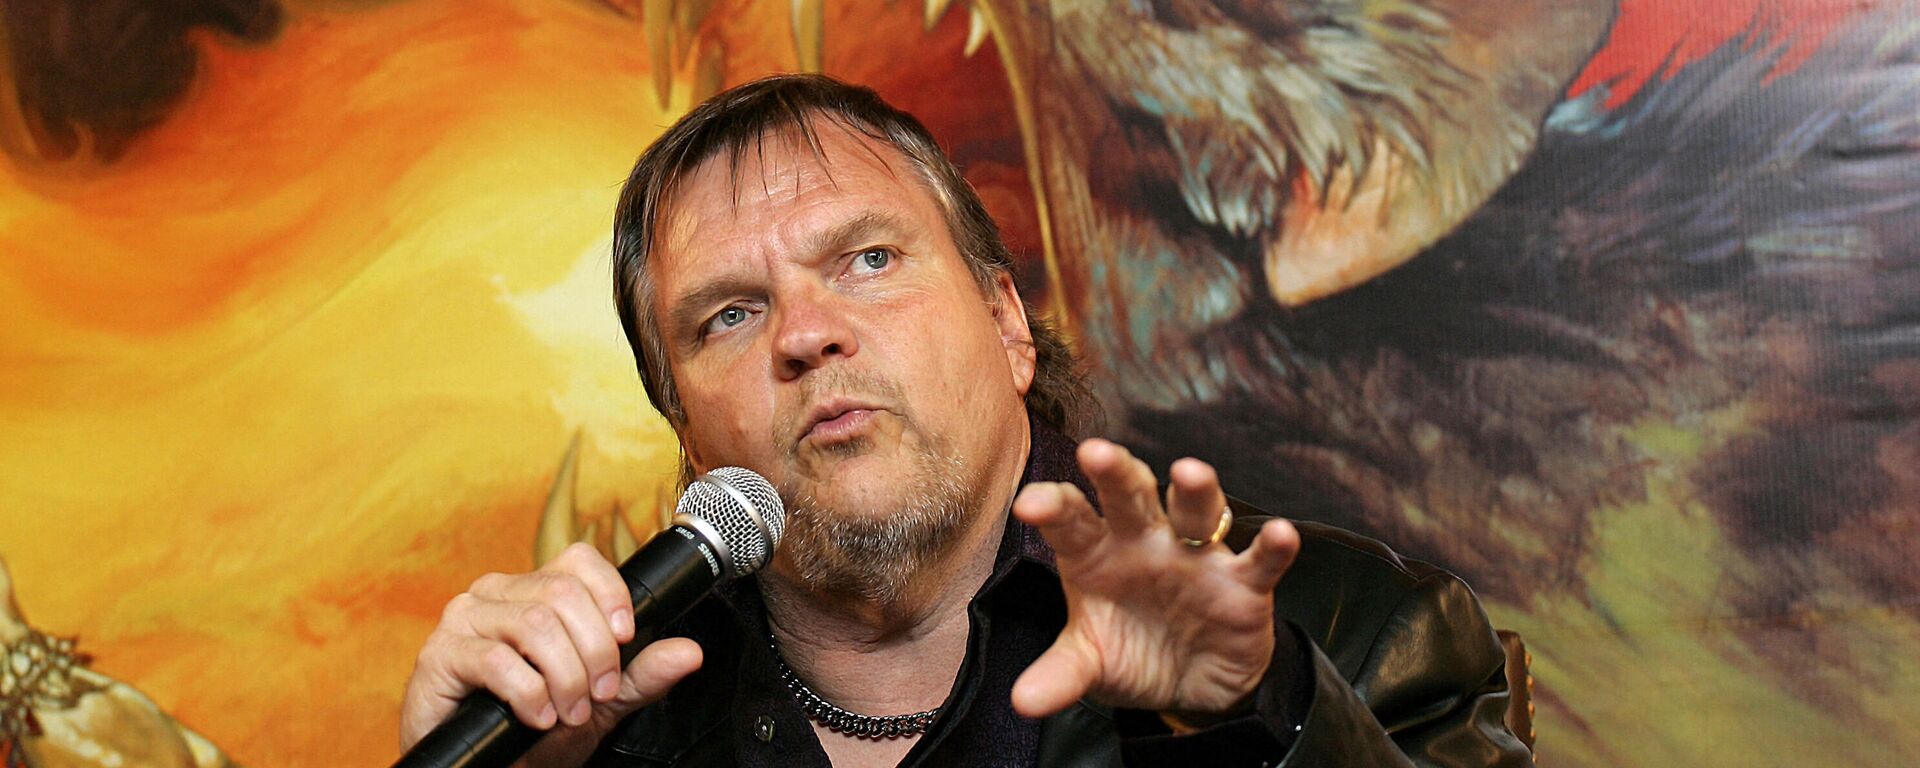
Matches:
[680,435,708,475]
[673,402,709,475]
[990,271,1038,396]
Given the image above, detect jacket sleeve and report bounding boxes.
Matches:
[1118,571,1531,768]
[1276,570,1529,767]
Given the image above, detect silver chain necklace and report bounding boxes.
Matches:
[769,637,942,739]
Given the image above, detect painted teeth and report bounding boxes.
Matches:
[534,432,655,564]
[924,0,957,30]
[534,432,584,564]
[634,0,988,95]
[963,7,989,57]
[791,0,825,71]
[645,0,676,109]
[633,0,728,106]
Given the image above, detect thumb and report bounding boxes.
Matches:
[520,638,707,767]
[613,637,704,713]
[1011,630,1100,719]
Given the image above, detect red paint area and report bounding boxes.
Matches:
[821,4,1045,296]
[1571,0,1871,107]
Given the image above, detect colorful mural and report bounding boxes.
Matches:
[0,0,1914,766]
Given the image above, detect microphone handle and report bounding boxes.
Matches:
[393,528,725,768]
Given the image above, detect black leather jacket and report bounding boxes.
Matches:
[586,422,1530,767]
[1023,510,1530,768]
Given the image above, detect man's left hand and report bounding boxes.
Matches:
[1009,439,1301,724]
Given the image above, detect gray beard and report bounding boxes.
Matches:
[775,449,972,606]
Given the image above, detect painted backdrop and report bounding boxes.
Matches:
[1,0,1916,765]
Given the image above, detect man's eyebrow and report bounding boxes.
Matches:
[804,210,916,261]
[666,274,758,343]
[662,210,918,342]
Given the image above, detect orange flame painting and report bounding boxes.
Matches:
[2,1,1916,766]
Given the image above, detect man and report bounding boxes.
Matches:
[401,74,1527,767]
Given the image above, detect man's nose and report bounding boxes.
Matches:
[771,286,858,380]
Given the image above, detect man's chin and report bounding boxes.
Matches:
[786,471,912,520]
[791,435,870,480]
[789,437,913,489]
[774,458,973,605]
[780,443,973,523]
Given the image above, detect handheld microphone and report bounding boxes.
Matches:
[394,467,785,768]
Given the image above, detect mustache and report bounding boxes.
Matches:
[774,367,910,449]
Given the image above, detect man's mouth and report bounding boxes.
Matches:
[800,399,886,446]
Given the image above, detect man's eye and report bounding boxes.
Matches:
[851,247,893,273]
[706,306,750,334]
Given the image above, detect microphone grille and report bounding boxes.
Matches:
[678,467,785,577]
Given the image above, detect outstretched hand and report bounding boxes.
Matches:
[1010,439,1301,723]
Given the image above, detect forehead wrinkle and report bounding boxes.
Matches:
[805,209,920,262]
[650,174,746,350]
[723,117,922,212]
[728,119,839,210]
[661,202,922,337]
[652,119,943,344]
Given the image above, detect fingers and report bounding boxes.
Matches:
[1010,630,1101,719]
[454,595,603,726]
[400,632,556,748]
[1013,481,1104,557]
[540,542,638,645]
[1076,439,1162,536]
[1164,458,1229,545]
[1074,441,1234,548]
[616,637,705,708]
[400,543,636,748]
[1238,517,1301,591]
[492,544,634,715]
[540,547,637,700]
[442,634,566,728]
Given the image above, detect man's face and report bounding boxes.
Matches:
[648,122,1037,557]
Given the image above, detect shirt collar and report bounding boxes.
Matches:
[987,411,1097,585]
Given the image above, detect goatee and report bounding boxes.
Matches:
[776,449,971,606]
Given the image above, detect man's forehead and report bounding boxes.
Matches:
[683,123,910,209]
[653,121,928,257]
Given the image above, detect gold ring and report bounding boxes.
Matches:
[1178,507,1233,548]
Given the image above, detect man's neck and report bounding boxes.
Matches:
[756,418,1032,717]
[761,508,1005,708]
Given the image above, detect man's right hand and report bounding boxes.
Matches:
[399,542,704,765]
